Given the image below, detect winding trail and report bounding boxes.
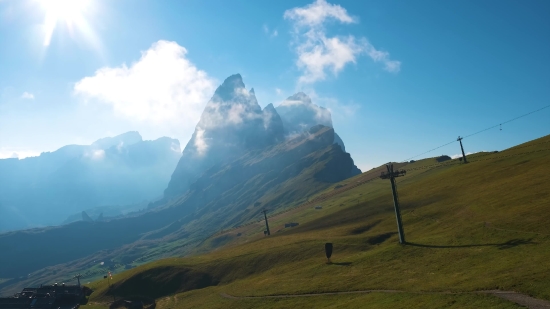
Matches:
[221,290,550,308]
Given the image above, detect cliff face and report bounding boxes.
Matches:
[164,74,284,198]
[166,79,362,201]
[276,92,361,176]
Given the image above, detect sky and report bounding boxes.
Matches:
[0,0,549,171]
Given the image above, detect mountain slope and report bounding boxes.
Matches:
[85,134,550,308]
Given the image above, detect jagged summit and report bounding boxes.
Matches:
[212,74,246,101]
[280,92,313,106]
[165,74,285,198]
[263,103,276,112]
[164,74,360,199]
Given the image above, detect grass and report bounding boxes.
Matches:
[87,134,550,308]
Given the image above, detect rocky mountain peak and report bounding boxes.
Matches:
[165,74,285,198]
[212,74,246,102]
[281,92,313,106]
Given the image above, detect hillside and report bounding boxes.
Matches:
[85,134,550,308]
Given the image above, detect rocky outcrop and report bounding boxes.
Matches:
[164,74,285,198]
[82,211,93,222]
[276,92,361,176]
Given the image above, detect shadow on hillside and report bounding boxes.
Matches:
[328,262,353,266]
[350,220,382,235]
[367,232,398,245]
[405,238,535,249]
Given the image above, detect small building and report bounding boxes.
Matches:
[284,223,299,228]
[314,206,322,210]
[0,284,84,309]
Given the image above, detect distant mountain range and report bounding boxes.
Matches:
[0,74,361,293]
[0,132,181,232]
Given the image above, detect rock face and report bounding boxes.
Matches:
[0,133,181,232]
[82,211,93,222]
[166,80,363,200]
[164,74,284,198]
[276,92,361,176]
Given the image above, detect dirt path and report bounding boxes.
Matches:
[221,290,550,308]
[480,290,550,309]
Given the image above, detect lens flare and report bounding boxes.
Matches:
[38,0,101,52]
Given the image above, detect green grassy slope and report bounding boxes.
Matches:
[87,134,550,308]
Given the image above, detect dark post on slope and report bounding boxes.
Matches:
[457,136,468,163]
[263,209,271,236]
[74,274,82,287]
[325,243,333,263]
[380,164,406,244]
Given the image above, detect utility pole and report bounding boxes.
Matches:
[380,164,406,244]
[74,274,82,287]
[457,136,468,163]
[262,209,271,236]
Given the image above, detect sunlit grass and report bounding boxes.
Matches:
[88,134,550,308]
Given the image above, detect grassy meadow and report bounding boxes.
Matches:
[84,134,550,308]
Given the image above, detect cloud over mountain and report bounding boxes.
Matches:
[74,40,215,125]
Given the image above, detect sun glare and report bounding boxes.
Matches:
[39,0,93,46]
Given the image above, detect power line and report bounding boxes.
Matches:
[401,104,550,162]
[464,104,550,139]
[402,140,456,162]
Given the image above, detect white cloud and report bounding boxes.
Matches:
[275,88,282,95]
[170,141,181,153]
[194,128,208,155]
[284,0,400,84]
[74,40,216,125]
[263,24,278,38]
[306,89,359,121]
[283,0,355,27]
[21,92,34,100]
[84,149,105,160]
[197,87,262,130]
[450,151,481,159]
[116,141,125,153]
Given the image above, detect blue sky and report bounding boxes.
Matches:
[0,0,549,170]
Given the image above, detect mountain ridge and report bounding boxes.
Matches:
[0,132,181,231]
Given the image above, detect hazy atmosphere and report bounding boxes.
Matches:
[0,1,549,308]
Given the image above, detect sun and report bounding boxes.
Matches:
[38,0,92,46]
